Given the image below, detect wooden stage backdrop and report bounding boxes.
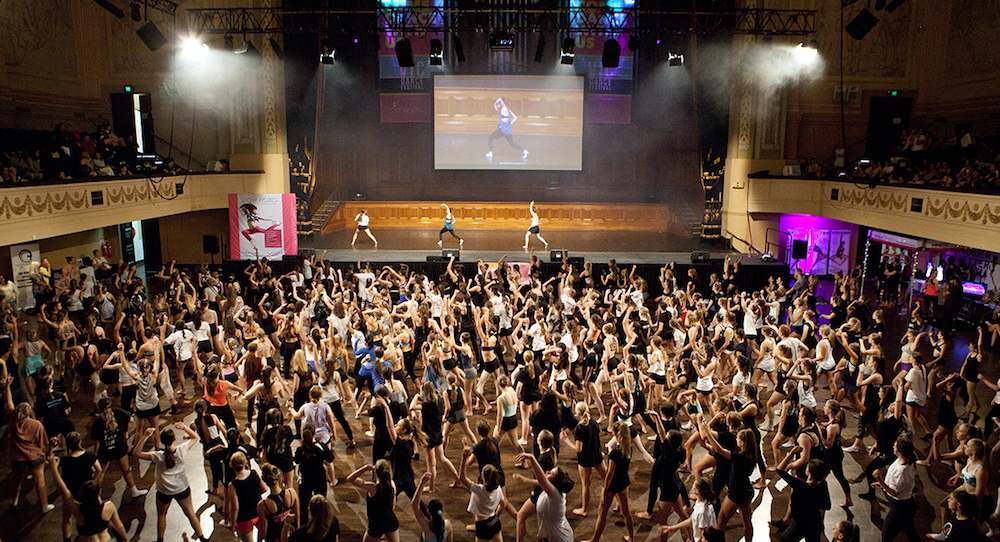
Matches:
[322,201,689,236]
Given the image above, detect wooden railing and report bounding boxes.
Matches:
[323,201,688,235]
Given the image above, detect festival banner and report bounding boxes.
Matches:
[229,194,298,260]
[9,243,39,310]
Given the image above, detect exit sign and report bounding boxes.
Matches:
[888,90,898,97]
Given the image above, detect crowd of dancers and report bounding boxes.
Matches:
[1,250,994,542]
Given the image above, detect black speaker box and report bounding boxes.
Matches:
[136,21,167,52]
[395,38,414,67]
[203,235,219,255]
[442,249,460,260]
[691,251,710,263]
[846,9,879,40]
[792,239,808,259]
[602,39,621,68]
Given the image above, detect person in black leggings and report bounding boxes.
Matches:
[776,456,830,542]
[873,436,921,542]
[859,386,905,501]
[822,400,852,507]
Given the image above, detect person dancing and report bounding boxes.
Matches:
[523,201,548,250]
[438,203,463,248]
[486,97,528,161]
[352,208,378,247]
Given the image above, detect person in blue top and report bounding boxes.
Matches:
[485,97,528,161]
[438,204,463,247]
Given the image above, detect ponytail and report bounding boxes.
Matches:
[162,429,177,469]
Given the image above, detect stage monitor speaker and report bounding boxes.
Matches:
[136,22,167,52]
[550,249,569,262]
[442,249,460,260]
[792,240,808,259]
[203,235,219,255]
[426,256,447,262]
[565,256,585,266]
[846,9,879,40]
[691,251,710,263]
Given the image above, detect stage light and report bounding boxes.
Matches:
[489,32,515,52]
[179,35,208,57]
[560,37,575,65]
[429,38,443,65]
[793,41,819,64]
[668,52,684,66]
[885,0,907,12]
[846,9,878,40]
[319,42,335,65]
[269,37,283,60]
[235,40,262,66]
[627,34,640,52]
[602,38,621,68]
[395,38,414,67]
[223,35,234,51]
[453,36,465,62]
[534,36,546,63]
[94,0,124,19]
[130,2,142,21]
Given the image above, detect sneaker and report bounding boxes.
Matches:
[523,149,529,159]
[758,421,772,432]
[485,151,493,159]
[127,486,148,498]
[681,422,694,431]
[460,239,464,247]
[647,435,657,441]
[842,445,859,453]
[781,440,793,448]
[42,504,55,514]
[927,532,945,541]
[437,240,442,247]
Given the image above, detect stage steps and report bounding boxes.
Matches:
[321,201,690,236]
[310,198,341,233]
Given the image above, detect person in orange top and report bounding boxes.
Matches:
[203,362,244,430]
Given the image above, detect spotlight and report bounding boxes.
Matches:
[94,0,124,19]
[846,9,879,40]
[793,41,819,63]
[885,0,907,12]
[235,40,262,66]
[668,52,684,66]
[602,38,621,68]
[627,34,640,52]
[429,38,443,65]
[269,37,283,60]
[395,38,414,68]
[130,1,142,21]
[560,37,575,65]
[223,35,234,51]
[489,32,515,52]
[534,36,546,63]
[179,35,208,57]
[453,36,465,62]
[319,40,335,64]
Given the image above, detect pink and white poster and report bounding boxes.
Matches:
[229,194,298,260]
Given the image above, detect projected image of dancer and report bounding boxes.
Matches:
[438,203,463,248]
[239,203,279,242]
[523,201,548,250]
[351,208,378,247]
[486,97,529,160]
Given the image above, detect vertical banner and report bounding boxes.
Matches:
[10,243,39,311]
[229,194,298,260]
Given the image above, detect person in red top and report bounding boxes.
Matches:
[4,374,54,513]
[204,362,243,430]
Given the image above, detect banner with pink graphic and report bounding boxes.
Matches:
[229,194,298,260]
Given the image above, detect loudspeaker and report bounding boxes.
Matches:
[792,240,808,259]
[395,39,414,68]
[94,0,125,19]
[550,249,567,262]
[602,38,621,68]
[136,22,167,52]
[203,235,219,255]
[846,9,879,40]
[442,249,460,260]
[691,251,710,263]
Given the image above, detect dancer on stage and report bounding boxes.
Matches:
[486,97,528,161]
[523,201,548,250]
[438,203,463,248]
[352,208,378,247]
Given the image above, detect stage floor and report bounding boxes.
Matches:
[304,228,719,264]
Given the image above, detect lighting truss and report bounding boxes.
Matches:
[187,6,817,37]
[134,0,178,17]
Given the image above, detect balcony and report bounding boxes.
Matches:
[0,172,268,246]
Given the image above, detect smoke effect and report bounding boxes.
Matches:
[698,41,825,115]
[165,39,262,108]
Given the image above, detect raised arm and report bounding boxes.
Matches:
[516,453,558,497]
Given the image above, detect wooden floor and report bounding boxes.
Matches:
[0,285,987,542]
